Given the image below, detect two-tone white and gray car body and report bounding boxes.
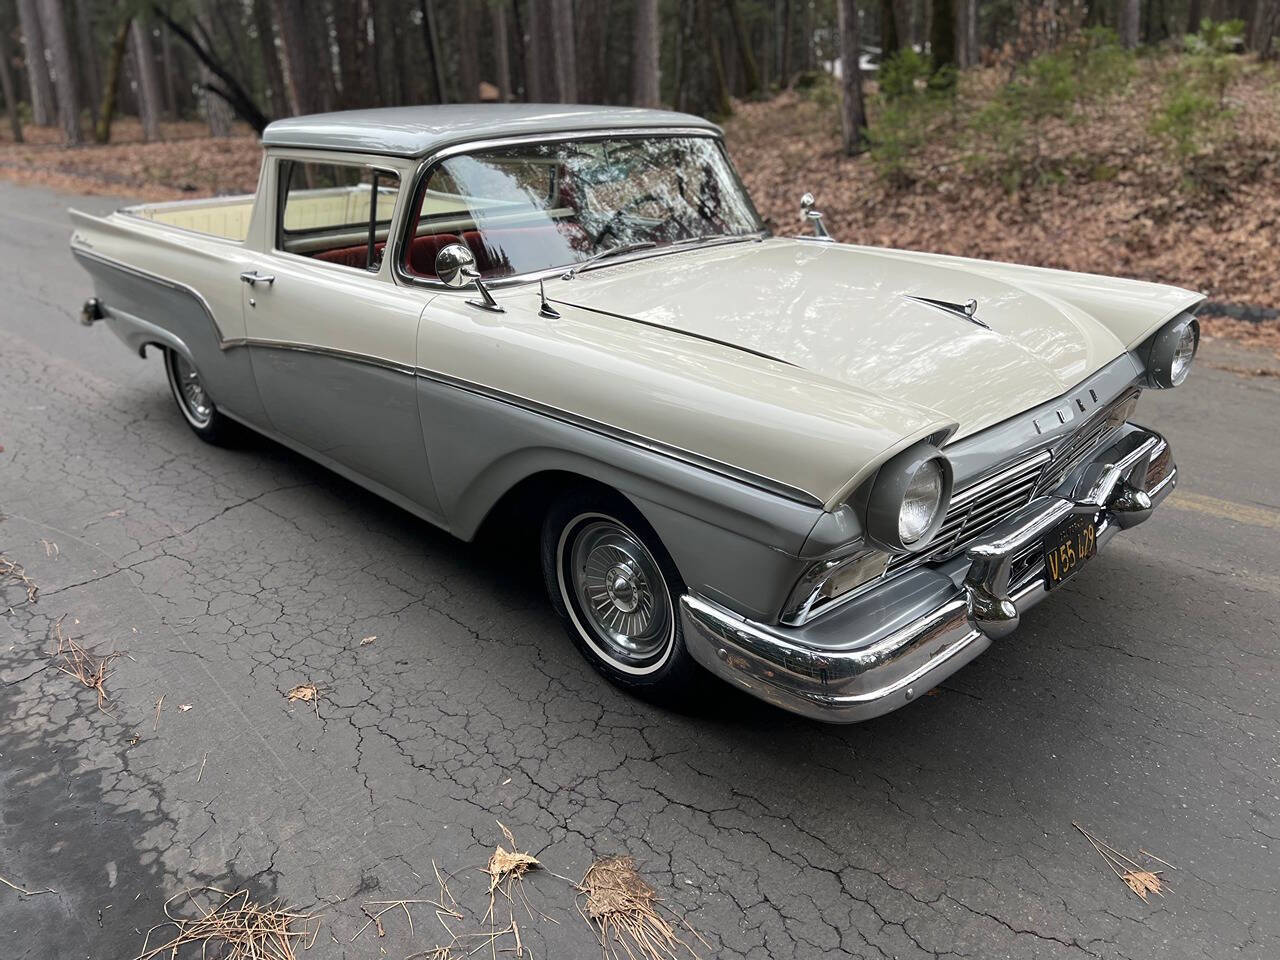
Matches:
[70,105,1202,721]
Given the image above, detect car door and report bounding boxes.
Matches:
[240,154,443,519]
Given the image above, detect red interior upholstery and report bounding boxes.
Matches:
[312,242,384,269]
[406,233,466,278]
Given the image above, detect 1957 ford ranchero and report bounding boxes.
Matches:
[70,104,1200,722]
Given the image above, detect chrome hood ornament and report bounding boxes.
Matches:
[905,295,989,329]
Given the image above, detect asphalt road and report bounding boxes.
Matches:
[2,179,1278,960]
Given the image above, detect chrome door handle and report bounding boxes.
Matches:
[239,270,275,286]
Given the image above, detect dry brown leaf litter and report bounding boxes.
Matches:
[1075,822,1175,902]
[577,856,707,960]
[286,683,320,703]
[133,886,321,960]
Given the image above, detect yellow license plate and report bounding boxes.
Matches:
[1044,515,1098,589]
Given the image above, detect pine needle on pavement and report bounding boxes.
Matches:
[133,886,321,960]
[1074,822,1174,902]
[577,856,706,960]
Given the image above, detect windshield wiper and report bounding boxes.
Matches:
[561,241,656,280]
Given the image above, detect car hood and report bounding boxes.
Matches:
[550,238,1201,439]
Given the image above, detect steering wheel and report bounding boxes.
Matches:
[591,192,665,247]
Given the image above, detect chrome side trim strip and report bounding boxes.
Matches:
[224,337,823,506]
[70,245,236,349]
[413,366,825,508]
[240,338,416,376]
[550,298,795,367]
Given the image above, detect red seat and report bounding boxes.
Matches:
[406,233,466,278]
[312,242,382,269]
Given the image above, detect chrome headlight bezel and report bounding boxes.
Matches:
[1147,314,1199,389]
[865,442,954,554]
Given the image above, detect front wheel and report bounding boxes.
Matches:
[541,490,700,703]
[163,348,238,444]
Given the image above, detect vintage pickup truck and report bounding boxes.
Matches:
[70,104,1200,722]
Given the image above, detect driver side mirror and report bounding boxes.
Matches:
[434,242,503,313]
[435,242,478,288]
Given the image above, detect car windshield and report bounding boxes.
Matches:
[400,135,764,282]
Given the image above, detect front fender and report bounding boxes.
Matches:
[416,374,823,623]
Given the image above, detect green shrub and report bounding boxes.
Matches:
[1150,75,1224,165]
[1185,18,1246,107]
[867,51,954,188]
[878,49,933,101]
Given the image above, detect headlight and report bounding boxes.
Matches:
[1147,315,1199,388]
[899,459,945,543]
[865,442,953,553]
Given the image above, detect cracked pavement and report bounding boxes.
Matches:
[2,180,1278,959]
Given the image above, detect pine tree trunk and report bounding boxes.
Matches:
[881,0,901,56]
[0,27,24,141]
[551,0,576,101]
[273,0,318,114]
[632,0,660,106]
[491,2,512,101]
[700,0,731,114]
[95,15,130,142]
[72,0,101,128]
[966,0,977,66]
[457,0,480,101]
[726,0,761,95]
[780,0,792,83]
[929,0,956,76]
[307,1,335,112]
[1186,0,1202,31]
[1120,0,1141,47]
[574,0,609,102]
[335,0,370,108]
[37,0,81,144]
[418,0,447,103]
[1250,0,1277,56]
[130,19,161,139]
[160,23,177,119]
[837,0,867,156]
[249,0,286,117]
[193,8,231,135]
[17,0,54,126]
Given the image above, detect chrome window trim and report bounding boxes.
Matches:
[389,127,762,292]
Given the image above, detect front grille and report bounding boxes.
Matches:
[885,452,1048,577]
[1036,388,1138,493]
[873,385,1139,589]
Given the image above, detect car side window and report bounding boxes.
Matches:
[276,160,400,272]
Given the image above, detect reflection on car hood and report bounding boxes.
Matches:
[553,238,1202,438]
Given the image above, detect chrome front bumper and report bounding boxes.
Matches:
[681,426,1177,723]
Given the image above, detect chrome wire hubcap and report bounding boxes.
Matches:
[566,519,672,667]
[168,352,212,427]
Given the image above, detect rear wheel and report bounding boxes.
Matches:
[541,489,700,702]
[163,348,237,444]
